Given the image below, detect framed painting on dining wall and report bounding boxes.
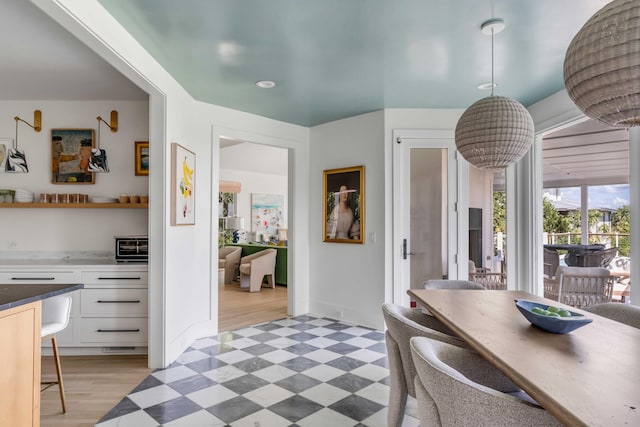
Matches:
[51,129,95,184]
[170,143,195,226]
[323,165,364,243]
[135,141,149,176]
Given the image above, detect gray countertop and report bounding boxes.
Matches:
[0,258,147,267]
[0,283,84,311]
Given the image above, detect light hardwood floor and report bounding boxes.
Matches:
[40,282,288,426]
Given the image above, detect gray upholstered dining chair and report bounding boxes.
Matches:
[543,266,613,308]
[382,303,466,427]
[218,246,242,284]
[423,279,486,290]
[410,336,562,427]
[583,303,640,329]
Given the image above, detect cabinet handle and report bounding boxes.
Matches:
[11,277,55,280]
[96,329,141,333]
[97,300,141,303]
[97,277,142,280]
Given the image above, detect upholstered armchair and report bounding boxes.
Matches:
[410,336,561,426]
[239,249,277,292]
[218,246,241,284]
[382,303,466,427]
[583,303,640,329]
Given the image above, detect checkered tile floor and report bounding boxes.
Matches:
[95,315,419,426]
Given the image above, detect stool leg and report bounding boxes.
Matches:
[51,335,67,413]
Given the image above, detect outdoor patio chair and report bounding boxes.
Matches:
[584,247,619,268]
[543,248,560,278]
[543,266,613,308]
[468,260,506,290]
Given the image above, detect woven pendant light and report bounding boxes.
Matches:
[455,19,534,170]
[564,0,640,127]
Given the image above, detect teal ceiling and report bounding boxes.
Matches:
[98,0,610,127]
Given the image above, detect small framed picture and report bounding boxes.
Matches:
[171,143,195,226]
[51,129,95,184]
[323,165,364,243]
[135,141,149,176]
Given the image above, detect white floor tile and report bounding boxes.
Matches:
[186,384,238,407]
[305,327,336,336]
[297,407,359,426]
[202,364,247,383]
[266,337,300,348]
[127,384,182,409]
[350,363,389,381]
[251,364,297,383]
[151,365,198,383]
[259,349,299,364]
[227,337,261,349]
[272,318,301,327]
[303,336,339,348]
[175,349,210,365]
[268,326,300,337]
[190,337,218,349]
[163,409,227,426]
[344,336,379,348]
[303,348,342,363]
[305,318,335,327]
[299,383,350,406]
[347,348,386,363]
[214,349,254,364]
[244,384,295,407]
[301,364,345,382]
[233,327,266,337]
[340,326,375,336]
[355,382,390,406]
[232,409,292,427]
[95,409,159,427]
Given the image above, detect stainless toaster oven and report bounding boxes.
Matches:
[114,235,148,262]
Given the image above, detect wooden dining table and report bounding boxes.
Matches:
[408,289,640,427]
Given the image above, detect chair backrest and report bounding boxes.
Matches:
[424,279,485,290]
[41,295,72,337]
[469,272,506,290]
[410,336,561,426]
[219,246,241,259]
[543,248,560,278]
[555,266,612,308]
[584,247,619,268]
[382,303,465,398]
[583,303,640,329]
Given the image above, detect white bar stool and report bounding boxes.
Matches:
[41,295,72,413]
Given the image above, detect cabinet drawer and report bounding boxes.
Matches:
[0,271,78,283]
[81,289,148,315]
[81,271,147,286]
[79,317,147,344]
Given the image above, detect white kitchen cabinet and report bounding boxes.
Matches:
[0,261,148,355]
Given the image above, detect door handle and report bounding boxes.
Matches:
[403,239,416,260]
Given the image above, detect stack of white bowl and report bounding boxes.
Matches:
[14,189,34,203]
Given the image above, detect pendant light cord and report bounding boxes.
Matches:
[491,27,495,96]
[14,118,18,150]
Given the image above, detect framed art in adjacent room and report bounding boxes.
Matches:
[135,141,149,176]
[51,128,95,184]
[171,142,195,226]
[323,165,364,243]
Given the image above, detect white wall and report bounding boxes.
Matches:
[309,111,385,329]
[0,100,149,254]
[219,169,288,231]
[39,0,310,368]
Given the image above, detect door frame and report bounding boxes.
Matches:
[392,129,468,306]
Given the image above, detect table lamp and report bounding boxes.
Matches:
[224,217,245,243]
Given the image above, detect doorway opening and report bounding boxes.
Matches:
[218,138,289,331]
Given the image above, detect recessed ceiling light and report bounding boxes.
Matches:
[477,82,497,90]
[256,80,275,89]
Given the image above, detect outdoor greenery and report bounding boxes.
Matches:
[493,191,505,232]
[541,194,630,256]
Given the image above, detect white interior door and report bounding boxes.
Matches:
[392,130,464,307]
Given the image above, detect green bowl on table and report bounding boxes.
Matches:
[515,300,592,334]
